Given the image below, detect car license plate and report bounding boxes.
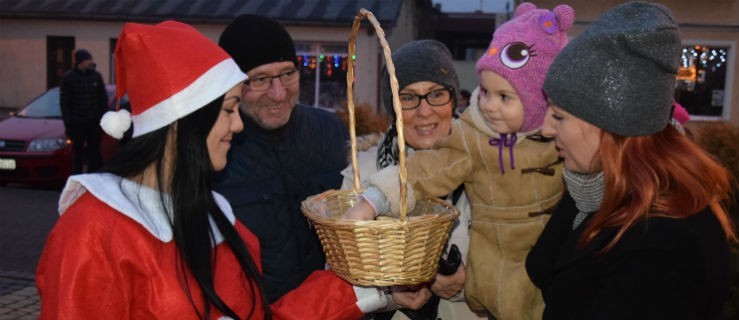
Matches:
[0,158,16,170]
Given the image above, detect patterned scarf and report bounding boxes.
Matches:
[562,169,605,230]
[376,123,401,170]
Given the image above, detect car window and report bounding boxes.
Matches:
[110,95,130,111]
[17,86,124,119]
[17,90,61,118]
[106,85,129,111]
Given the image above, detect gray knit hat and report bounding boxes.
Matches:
[381,40,459,119]
[543,1,681,137]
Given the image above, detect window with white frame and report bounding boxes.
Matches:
[295,43,352,110]
[675,41,734,120]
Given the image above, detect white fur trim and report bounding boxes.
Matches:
[100,109,132,139]
[363,165,416,217]
[132,58,246,137]
[353,286,387,313]
[59,173,236,244]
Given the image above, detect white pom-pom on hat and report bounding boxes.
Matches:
[100,109,132,139]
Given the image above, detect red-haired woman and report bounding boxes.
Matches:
[526,2,736,319]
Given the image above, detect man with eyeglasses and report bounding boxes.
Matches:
[215,14,349,303]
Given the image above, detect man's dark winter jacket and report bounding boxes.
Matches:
[59,67,108,129]
[215,104,349,303]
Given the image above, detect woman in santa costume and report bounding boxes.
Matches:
[35,20,422,320]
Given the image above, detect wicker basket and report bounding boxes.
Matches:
[301,9,460,287]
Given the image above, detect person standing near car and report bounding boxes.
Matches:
[60,49,108,173]
[214,14,350,303]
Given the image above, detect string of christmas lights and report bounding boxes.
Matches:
[296,54,355,77]
[681,45,727,70]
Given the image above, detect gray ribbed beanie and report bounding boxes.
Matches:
[381,40,459,119]
[543,1,681,136]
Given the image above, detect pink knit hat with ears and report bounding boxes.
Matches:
[476,2,574,132]
[100,20,247,139]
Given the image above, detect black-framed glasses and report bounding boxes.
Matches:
[245,69,299,91]
[398,88,453,110]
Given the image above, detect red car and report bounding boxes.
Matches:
[0,85,124,188]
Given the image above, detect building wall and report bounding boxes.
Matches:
[519,0,739,126]
[451,12,512,95]
[453,60,479,94]
[0,18,382,112]
[385,0,439,112]
[0,19,120,108]
[388,0,419,51]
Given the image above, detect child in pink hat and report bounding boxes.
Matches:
[345,3,574,319]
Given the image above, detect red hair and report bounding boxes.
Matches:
[581,125,737,252]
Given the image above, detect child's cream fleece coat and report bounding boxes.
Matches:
[364,92,564,320]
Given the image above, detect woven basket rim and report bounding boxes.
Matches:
[302,189,460,227]
[301,8,460,286]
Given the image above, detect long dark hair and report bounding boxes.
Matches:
[104,96,270,319]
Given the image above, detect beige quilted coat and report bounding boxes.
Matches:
[365,96,564,320]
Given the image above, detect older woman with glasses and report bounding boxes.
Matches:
[340,39,484,320]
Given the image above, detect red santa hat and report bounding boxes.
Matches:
[101,20,247,139]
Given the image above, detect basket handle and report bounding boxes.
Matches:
[347,8,409,220]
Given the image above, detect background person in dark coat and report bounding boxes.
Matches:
[526,2,737,319]
[60,49,108,173]
[214,14,350,303]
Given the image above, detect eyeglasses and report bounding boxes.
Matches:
[245,69,299,91]
[398,88,453,110]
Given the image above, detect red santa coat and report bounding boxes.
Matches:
[36,174,368,319]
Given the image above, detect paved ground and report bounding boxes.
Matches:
[0,185,60,320]
[1,110,40,319]
[0,271,38,320]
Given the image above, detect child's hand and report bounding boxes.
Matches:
[342,198,376,220]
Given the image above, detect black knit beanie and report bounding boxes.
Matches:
[543,1,681,137]
[218,14,298,73]
[381,40,460,119]
[74,49,92,66]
